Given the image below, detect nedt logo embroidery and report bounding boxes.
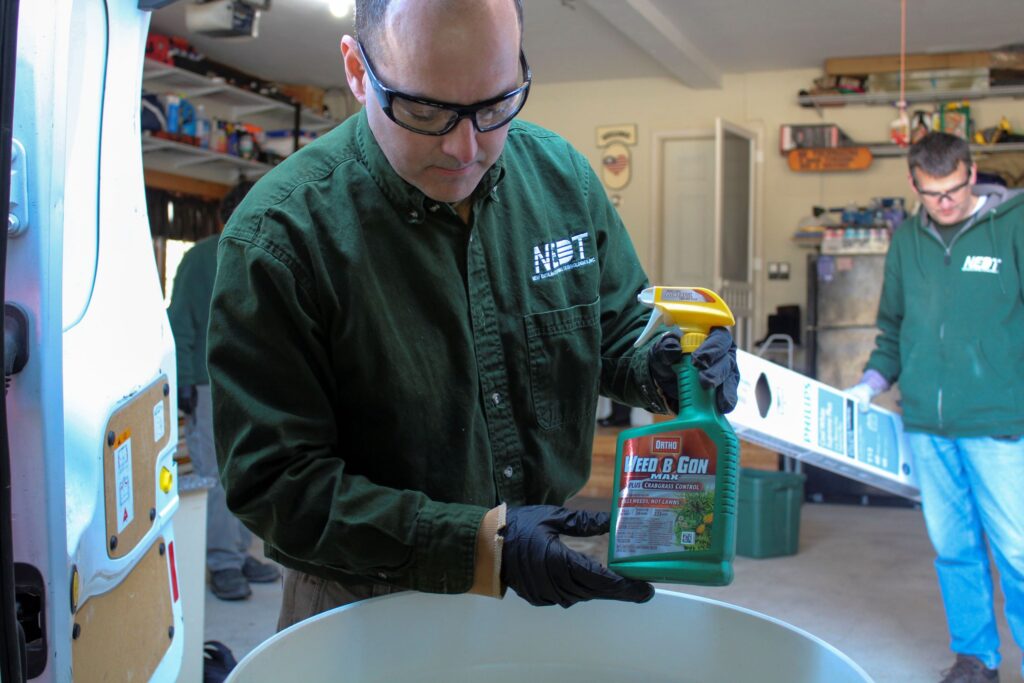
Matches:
[961,255,1002,274]
[532,232,596,282]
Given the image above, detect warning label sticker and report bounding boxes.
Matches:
[115,437,134,533]
[153,400,165,443]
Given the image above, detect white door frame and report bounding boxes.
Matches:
[715,118,759,350]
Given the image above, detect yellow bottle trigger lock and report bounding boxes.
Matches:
[633,286,736,352]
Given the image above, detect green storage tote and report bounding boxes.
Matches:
[737,468,806,558]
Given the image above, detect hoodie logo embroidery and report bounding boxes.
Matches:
[961,255,1002,274]
[532,232,596,281]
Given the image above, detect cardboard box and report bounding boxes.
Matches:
[277,83,326,114]
[939,102,972,140]
[779,124,851,153]
[867,68,989,94]
[826,50,995,76]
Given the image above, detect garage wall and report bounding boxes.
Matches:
[521,67,1024,340]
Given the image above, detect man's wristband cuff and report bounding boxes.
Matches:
[467,503,507,598]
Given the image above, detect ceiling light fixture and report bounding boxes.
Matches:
[328,0,354,19]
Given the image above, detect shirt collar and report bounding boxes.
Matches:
[354,110,506,224]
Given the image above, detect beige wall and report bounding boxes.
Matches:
[521,69,1024,340]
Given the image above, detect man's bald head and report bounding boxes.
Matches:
[355,0,523,64]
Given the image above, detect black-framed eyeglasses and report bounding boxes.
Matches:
[914,174,971,203]
[357,41,531,136]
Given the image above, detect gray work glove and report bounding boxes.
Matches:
[844,369,890,413]
[845,383,877,413]
[649,327,739,414]
[499,505,654,608]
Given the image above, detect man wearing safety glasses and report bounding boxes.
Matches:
[848,132,1024,683]
[207,0,739,629]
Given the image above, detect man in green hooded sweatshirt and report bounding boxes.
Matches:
[848,132,1024,683]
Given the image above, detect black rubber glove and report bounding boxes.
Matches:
[499,505,654,608]
[649,327,739,414]
[178,384,197,415]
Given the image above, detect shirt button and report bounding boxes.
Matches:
[491,392,501,405]
[408,209,419,220]
[503,466,514,479]
[428,203,440,212]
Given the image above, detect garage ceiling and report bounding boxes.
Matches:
[149,0,1024,90]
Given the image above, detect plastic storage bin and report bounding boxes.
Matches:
[737,467,806,558]
[226,590,873,683]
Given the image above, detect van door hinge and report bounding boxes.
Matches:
[8,138,28,238]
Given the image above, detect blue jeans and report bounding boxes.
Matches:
[906,432,1024,674]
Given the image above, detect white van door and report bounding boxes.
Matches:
[4,1,184,680]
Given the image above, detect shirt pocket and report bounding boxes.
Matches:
[523,299,601,431]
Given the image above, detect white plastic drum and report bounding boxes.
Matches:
[227,589,873,683]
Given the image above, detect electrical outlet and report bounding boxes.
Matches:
[767,262,791,280]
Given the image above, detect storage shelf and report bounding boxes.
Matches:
[142,58,340,185]
[797,84,1024,108]
[790,81,1024,166]
[866,141,1024,157]
[142,58,337,132]
[141,135,273,183]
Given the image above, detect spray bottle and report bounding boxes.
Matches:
[607,286,739,586]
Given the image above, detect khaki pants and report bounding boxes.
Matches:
[277,568,404,631]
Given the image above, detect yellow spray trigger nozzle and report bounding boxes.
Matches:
[633,286,736,352]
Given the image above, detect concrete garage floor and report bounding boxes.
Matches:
[204,502,1022,683]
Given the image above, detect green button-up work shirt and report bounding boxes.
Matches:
[208,111,669,594]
